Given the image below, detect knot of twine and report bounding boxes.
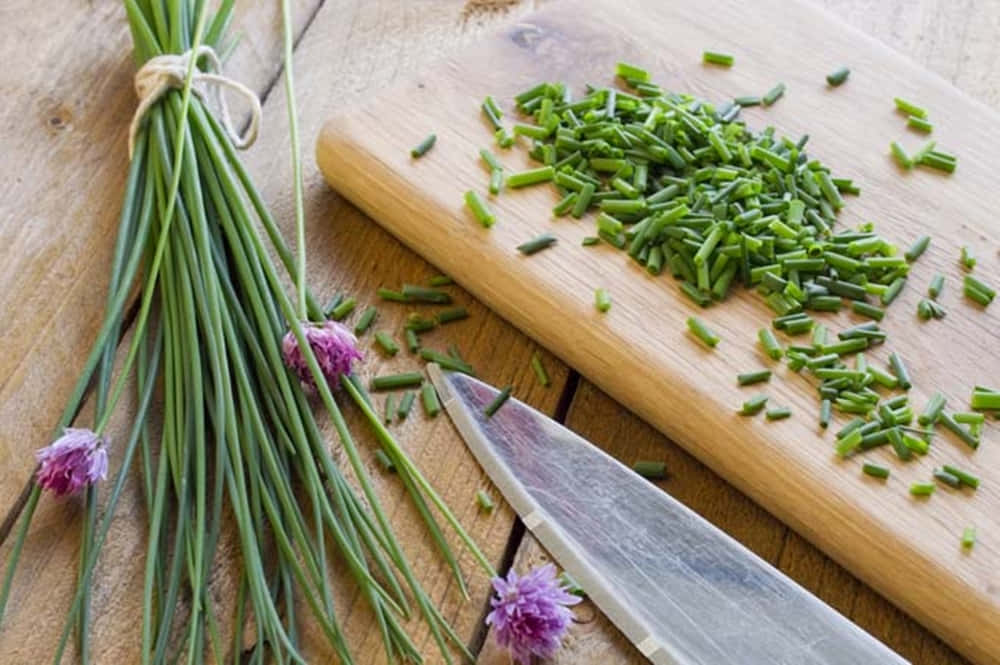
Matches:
[129,45,261,158]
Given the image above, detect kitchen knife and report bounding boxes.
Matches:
[427,364,909,665]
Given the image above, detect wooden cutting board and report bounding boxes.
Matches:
[315,1,1000,662]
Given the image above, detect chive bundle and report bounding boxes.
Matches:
[0,3,494,664]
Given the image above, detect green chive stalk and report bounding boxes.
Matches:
[0,2,490,664]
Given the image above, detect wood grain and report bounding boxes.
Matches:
[315,1,1000,663]
[0,1,567,663]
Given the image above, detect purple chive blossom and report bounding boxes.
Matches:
[486,564,580,664]
[35,428,109,496]
[282,320,362,391]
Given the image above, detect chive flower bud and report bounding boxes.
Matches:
[35,428,109,496]
[282,320,362,391]
[486,563,581,664]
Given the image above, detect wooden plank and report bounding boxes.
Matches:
[477,383,967,664]
[0,0,322,514]
[314,1,1000,662]
[481,2,998,664]
[0,1,569,663]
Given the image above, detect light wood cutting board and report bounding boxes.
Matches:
[315,1,1000,662]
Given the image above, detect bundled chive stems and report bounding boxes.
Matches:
[0,2,491,664]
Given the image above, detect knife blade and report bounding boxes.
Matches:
[427,364,909,665]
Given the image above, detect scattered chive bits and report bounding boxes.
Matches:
[436,306,469,324]
[354,305,378,335]
[421,382,441,417]
[330,296,357,321]
[862,463,890,479]
[703,51,734,67]
[476,489,495,513]
[484,385,513,417]
[517,233,558,255]
[530,352,550,387]
[465,190,495,227]
[737,369,771,386]
[894,97,928,119]
[410,133,436,158]
[397,390,416,421]
[964,275,995,306]
[594,287,612,313]
[686,316,719,348]
[762,83,785,107]
[960,245,976,270]
[740,394,768,415]
[375,448,396,472]
[890,141,912,169]
[826,66,850,87]
[910,482,936,497]
[371,371,424,391]
[632,460,667,480]
[907,116,933,133]
[374,331,400,356]
[961,526,977,549]
[766,406,791,421]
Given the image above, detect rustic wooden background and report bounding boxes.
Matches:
[0,1,996,663]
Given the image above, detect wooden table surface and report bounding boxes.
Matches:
[0,1,996,664]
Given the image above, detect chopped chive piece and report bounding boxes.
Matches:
[888,352,912,390]
[397,390,416,420]
[405,328,420,354]
[961,526,977,549]
[616,62,651,83]
[928,273,944,299]
[907,115,933,133]
[901,432,929,455]
[939,413,979,449]
[734,95,761,107]
[465,190,495,227]
[766,407,791,420]
[953,412,985,425]
[517,233,558,255]
[507,166,556,188]
[377,287,408,302]
[371,372,424,391]
[737,369,772,386]
[323,293,344,317]
[964,274,995,299]
[495,127,514,148]
[894,97,928,118]
[330,297,357,321]
[484,95,504,121]
[581,236,600,246]
[475,489,495,513]
[480,149,503,173]
[919,392,946,425]
[826,66,850,86]
[410,133,437,158]
[375,448,396,472]
[571,182,595,218]
[633,460,668,479]
[909,482,936,496]
[942,464,979,489]
[862,463,890,479]
[758,328,783,360]
[484,385,513,417]
[406,313,436,332]
[966,282,994,307]
[687,316,719,348]
[421,382,441,417]
[354,305,378,335]
[920,152,956,173]
[881,277,906,306]
[960,245,976,270]
[489,168,504,195]
[904,235,930,262]
[851,300,885,321]
[402,283,452,304]
[374,331,400,356]
[933,468,962,488]
[419,348,476,375]
[912,139,936,163]
[762,82,786,106]
[835,428,864,457]
[819,399,832,429]
[428,274,453,287]
[837,417,865,439]
[702,51,734,66]
[890,141,912,169]
[740,394,768,415]
[530,352,550,387]
[383,394,395,425]
[595,287,612,313]
[436,307,469,324]
[552,191,577,216]
[971,388,1000,410]
[888,428,912,461]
